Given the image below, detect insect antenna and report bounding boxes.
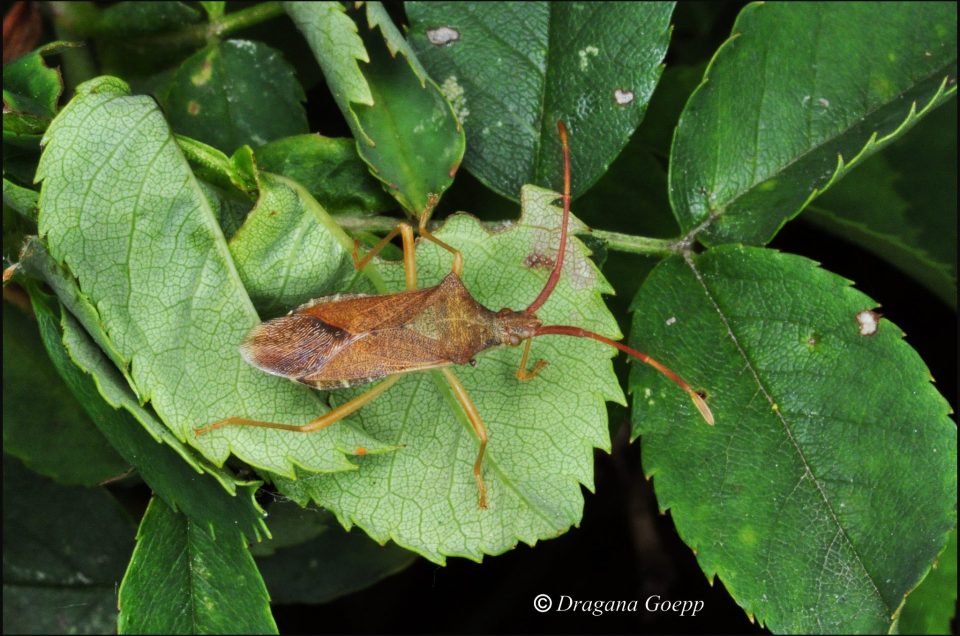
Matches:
[534,325,715,425]
[525,120,572,314]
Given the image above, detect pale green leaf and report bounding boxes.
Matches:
[274,186,623,563]
[36,76,391,478]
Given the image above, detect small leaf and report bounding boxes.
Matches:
[670,2,957,245]
[3,456,135,634]
[3,301,128,486]
[158,40,309,153]
[898,528,958,635]
[2,41,76,148]
[117,497,277,635]
[256,134,396,215]
[629,245,957,633]
[36,77,391,478]
[407,1,675,199]
[274,186,623,563]
[805,99,957,308]
[2,41,73,118]
[3,177,39,222]
[228,172,358,316]
[255,502,416,604]
[285,1,465,217]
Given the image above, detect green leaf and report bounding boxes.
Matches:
[406,1,675,199]
[229,172,358,316]
[629,245,957,633]
[274,186,623,563]
[36,76,391,478]
[3,177,39,222]
[253,500,416,604]
[118,497,277,635]
[2,42,73,119]
[285,1,465,217]
[23,281,270,542]
[3,456,135,635]
[670,2,958,245]
[2,42,76,149]
[256,134,396,215]
[158,40,309,153]
[3,302,127,486]
[805,99,957,308]
[899,528,958,635]
[96,1,202,37]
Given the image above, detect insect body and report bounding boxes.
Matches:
[196,122,713,509]
[240,272,539,390]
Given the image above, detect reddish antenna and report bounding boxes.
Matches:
[525,120,714,426]
[525,120,571,314]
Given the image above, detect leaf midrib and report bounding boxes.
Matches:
[690,56,956,234]
[682,252,890,617]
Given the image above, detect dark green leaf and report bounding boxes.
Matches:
[256,134,396,215]
[2,42,73,119]
[256,506,416,605]
[285,1,465,217]
[670,2,958,245]
[36,76,391,477]
[159,40,308,153]
[2,178,39,223]
[3,301,127,486]
[899,528,958,635]
[407,1,675,199]
[629,245,957,633]
[805,99,957,308]
[3,456,135,635]
[96,1,201,38]
[117,497,277,634]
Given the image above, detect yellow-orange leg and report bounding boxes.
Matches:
[515,338,548,381]
[352,222,417,290]
[440,367,489,509]
[195,375,402,436]
[418,216,463,276]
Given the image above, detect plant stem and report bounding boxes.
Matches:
[215,2,285,37]
[334,215,684,257]
[588,229,681,256]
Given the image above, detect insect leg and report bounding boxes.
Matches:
[418,216,464,277]
[352,222,418,289]
[195,375,402,436]
[514,338,548,381]
[439,368,489,509]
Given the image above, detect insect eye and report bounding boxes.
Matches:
[509,335,521,346]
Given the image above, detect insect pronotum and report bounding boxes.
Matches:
[196,121,714,509]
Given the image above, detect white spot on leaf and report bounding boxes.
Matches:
[665,316,677,326]
[613,89,635,106]
[440,76,469,123]
[856,310,880,336]
[578,45,599,70]
[426,26,460,46]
